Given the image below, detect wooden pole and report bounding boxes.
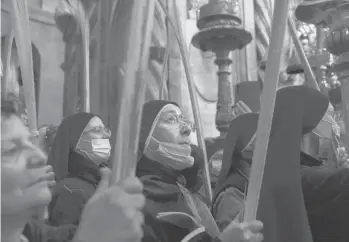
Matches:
[10,0,45,219]
[2,31,14,100]
[159,1,171,101]
[111,0,156,184]
[75,1,91,112]
[244,0,289,221]
[10,0,37,132]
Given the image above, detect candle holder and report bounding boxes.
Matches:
[191,0,252,136]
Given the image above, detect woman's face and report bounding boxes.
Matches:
[152,105,193,146]
[1,115,51,220]
[76,116,111,165]
[80,116,111,140]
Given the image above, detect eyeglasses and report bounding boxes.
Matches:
[165,114,196,131]
[85,126,112,136]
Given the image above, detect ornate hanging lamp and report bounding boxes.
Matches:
[191,0,252,136]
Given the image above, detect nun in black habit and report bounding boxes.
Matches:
[137,100,263,242]
[136,100,205,242]
[47,113,112,227]
[212,85,349,242]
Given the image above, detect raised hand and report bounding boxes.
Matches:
[232,101,253,119]
[74,168,145,242]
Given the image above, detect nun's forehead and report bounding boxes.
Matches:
[83,116,103,132]
[160,104,182,116]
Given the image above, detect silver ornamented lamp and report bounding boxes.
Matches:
[191,0,252,136]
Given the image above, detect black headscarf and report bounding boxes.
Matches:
[214,86,329,200]
[47,113,96,181]
[136,100,203,215]
[138,100,179,153]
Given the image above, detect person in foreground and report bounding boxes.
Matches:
[137,100,263,242]
[1,100,145,242]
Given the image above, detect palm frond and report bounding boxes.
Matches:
[178,183,220,238]
[111,0,155,183]
[2,30,14,99]
[180,227,206,242]
[156,211,201,229]
[76,1,91,112]
[10,0,37,130]
[192,193,220,238]
[178,183,202,222]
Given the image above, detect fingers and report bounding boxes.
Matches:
[220,220,263,242]
[250,233,264,242]
[22,180,52,208]
[241,220,263,233]
[96,167,112,193]
[125,208,145,227]
[99,190,145,239]
[100,167,112,182]
[244,230,264,242]
[131,211,144,239]
[94,183,145,212]
[116,193,146,210]
[27,146,47,168]
[241,221,263,242]
[233,101,252,119]
[27,165,56,188]
[237,101,252,113]
[120,176,144,194]
[42,166,55,186]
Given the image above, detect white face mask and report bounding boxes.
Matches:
[77,138,111,164]
[91,139,111,157]
[144,137,194,170]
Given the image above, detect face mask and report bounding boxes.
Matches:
[76,138,111,164]
[144,137,194,170]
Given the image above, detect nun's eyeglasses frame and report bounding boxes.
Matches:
[84,126,112,136]
[165,114,196,131]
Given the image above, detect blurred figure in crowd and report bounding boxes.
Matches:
[47,113,111,227]
[1,99,145,242]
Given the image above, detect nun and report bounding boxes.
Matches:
[47,113,111,227]
[137,100,263,242]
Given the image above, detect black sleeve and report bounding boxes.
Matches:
[49,186,86,226]
[301,166,349,217]
[24,220,77,242]
[142,214,164,242]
